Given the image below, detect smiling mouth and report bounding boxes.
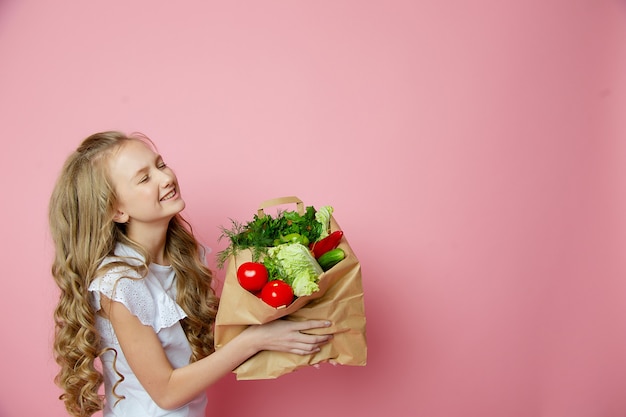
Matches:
[161,188,176,201]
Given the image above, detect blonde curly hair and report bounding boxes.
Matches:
[48,131,219,417]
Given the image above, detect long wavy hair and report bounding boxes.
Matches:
[48,131,219,417]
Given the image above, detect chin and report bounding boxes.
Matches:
[172,199,185,210]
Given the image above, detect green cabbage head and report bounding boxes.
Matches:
[266,243,323,297]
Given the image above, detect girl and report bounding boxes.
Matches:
[48,131,332,417]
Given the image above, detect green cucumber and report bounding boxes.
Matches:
[317,248,345,271]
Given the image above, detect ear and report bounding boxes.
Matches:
[113,210,129,224]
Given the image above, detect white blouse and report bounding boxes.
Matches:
[89,243,207,417]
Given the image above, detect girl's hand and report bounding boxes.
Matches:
[243,319,333,355]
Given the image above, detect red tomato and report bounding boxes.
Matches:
[237,262,269,293]
[260,280,294,308]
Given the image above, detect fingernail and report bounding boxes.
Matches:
[325,321,331,326]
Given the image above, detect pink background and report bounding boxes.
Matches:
[1,1,625,416]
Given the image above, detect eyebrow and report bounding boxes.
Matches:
[130,154,163,181]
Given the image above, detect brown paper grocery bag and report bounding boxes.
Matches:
[214,198,367,380]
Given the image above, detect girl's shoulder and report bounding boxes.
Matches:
[89,243,187,331]
[89,243,145,292]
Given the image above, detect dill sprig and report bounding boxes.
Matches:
[216,206,323,269]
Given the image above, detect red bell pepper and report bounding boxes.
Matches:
[310,230,344,259]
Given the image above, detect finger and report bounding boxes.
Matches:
[290,320,332,332]
[307,334,333,345]
[312,359,337,368]
[287,343,323,356]
[292,331,333,344]
[291,333,333,353]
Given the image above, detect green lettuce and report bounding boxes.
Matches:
[314,205,334,239]
[265,243,323,297]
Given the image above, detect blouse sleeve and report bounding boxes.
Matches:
[89,266,187,332]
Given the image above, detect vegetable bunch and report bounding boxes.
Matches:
[218,204,347,308]
[217,205,327,267]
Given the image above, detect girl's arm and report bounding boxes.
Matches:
[101,296,332,410]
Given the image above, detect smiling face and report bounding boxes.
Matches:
[108,139,185,233]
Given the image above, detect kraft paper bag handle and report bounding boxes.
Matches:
[257,196,304,217]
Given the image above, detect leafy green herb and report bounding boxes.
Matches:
[216,205,329,269]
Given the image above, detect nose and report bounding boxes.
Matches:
[158,167,175,187]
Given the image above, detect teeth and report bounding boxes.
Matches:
[162,189,175,201]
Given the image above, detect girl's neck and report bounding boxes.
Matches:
[126,222,170,265]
